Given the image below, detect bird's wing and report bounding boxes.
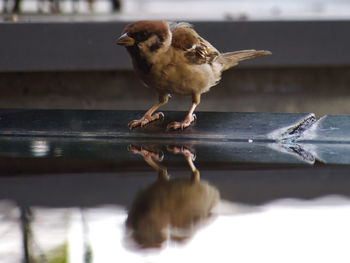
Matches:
[171,26,220,65]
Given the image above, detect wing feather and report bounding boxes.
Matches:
[171,25,219,65]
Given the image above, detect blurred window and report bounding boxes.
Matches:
[1,0,350,20]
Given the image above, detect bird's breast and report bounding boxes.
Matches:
[131,48,222,96]
[147,62,220,96]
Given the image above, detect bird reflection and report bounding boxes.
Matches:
[126,144,220,249]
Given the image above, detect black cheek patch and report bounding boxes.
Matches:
[149,41,162,52]
[149,34,163,52]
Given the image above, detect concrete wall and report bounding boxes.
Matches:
[1,67,349,117]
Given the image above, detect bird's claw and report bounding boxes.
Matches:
[166,121,191,131]
[128,120,143,130]
[128,112,164,129]
[158,112,165,119]
[167,145,196,161]
[166,114,196,131]
[128,144,164,161]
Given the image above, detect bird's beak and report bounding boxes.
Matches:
[116,33,135,46]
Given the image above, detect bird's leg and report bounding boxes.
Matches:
[128,144,168,180]
[128,93,169,129]
[167,145,200,181]
[166,93,200,131]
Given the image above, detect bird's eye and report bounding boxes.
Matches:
[138,32,147,40]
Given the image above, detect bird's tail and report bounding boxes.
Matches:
[217,50,271,71]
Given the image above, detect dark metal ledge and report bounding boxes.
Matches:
[1,109,350,167]
[0,109,313,141]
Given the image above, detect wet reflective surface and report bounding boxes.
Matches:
[1,110,350,262]
[1,137,350,263]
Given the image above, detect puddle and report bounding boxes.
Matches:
[1,140,350,262]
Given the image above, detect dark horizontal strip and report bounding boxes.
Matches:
[0,109,313,141]
[0,20,349,72]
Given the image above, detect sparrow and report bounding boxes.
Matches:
[117,20,271,131]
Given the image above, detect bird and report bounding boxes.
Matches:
[117,20,271,131]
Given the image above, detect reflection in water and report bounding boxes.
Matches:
[126,145,220,249]
[3,143,350,262]
[28,208,70,262]
[0,201,21,263]
[30,140,50,157]
[3,196,350,263]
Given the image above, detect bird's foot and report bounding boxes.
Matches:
[166,114,196,131]
[167,145,199,180]
[127,145,164,162]
[167,145,196,161]
[128,112,164,129]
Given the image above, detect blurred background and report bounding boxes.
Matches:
[1,0,350,20]
[1,3,350,262]
[0,0,350,116]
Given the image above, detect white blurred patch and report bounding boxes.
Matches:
[30,140,50,157]
[0,200,21,263]
[2,197,350,263]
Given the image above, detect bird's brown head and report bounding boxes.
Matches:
[117,20,170,52]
